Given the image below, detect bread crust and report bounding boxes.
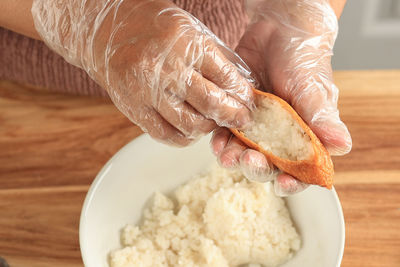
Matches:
[230,89,334,189]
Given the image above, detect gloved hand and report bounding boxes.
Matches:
[211,0,352,196]
[31,0,254,146]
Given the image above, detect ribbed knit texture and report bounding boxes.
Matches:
[0,0,247,97]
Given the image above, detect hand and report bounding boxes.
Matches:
[211,0,352,195]
[211,128,309,196]
[32,0,254,146]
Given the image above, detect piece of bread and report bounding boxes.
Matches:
[230,89,334,189]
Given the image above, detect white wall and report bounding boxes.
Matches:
[332,0,400,70]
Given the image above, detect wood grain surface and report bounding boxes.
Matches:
[0,71,399,267]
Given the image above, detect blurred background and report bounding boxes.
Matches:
[333,0,400,69]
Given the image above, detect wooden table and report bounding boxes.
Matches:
[0,70,399,267]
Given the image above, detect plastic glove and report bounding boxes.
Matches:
[31,0,254,146]
[211,128,309,197]
[211,0,352,196]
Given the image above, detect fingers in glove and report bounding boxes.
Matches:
[241,0,351,156]
[201,41,254,109]
[210,127,231,156]
[311,107,352,156]
[138,106,192,147]
[239,149,277,183]
[212,128,308,193]
[274,173,309,197]
[212,129,277,183]
[217,135,247,169]
[287,73,352,156]
[184,71,252,129]
[156,90,216,139]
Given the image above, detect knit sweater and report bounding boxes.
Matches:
[0,0,248,97]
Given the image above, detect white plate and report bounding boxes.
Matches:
[80,134,345,267]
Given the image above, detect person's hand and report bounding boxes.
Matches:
[31,0,254,146]
[211,0,352,195]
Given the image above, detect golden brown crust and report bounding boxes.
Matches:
[230,89,334,189]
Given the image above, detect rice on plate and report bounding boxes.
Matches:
[110,165,300,267]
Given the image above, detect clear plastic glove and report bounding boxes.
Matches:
[211,128,309,197]
[31,0,254,146]
[211,0,352,196]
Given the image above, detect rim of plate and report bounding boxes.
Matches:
[79,134,148,266]
[331,186,345,267]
